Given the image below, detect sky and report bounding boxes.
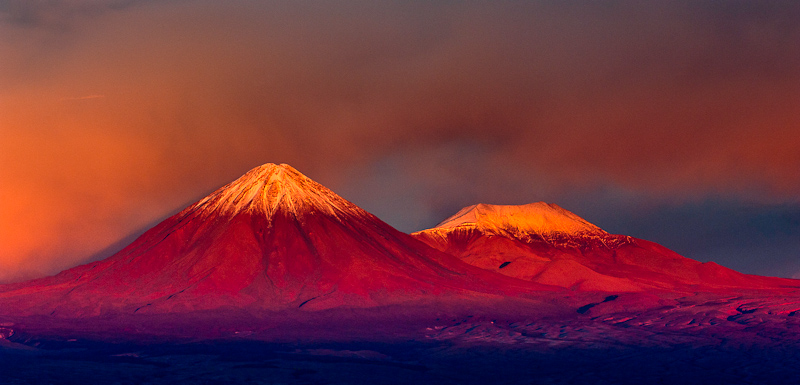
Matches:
[1,0,799,283]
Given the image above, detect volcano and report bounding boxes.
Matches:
[412,203,797,292]
[4,165,800,384]
[0,164,545,318]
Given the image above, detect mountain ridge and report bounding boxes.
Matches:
[0,163,552,318]
[412,202,797,291]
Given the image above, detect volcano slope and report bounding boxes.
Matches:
[0,164,555,333]
[413,202,798,292]
[2,164,800,384]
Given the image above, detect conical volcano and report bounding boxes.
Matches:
[432,203,627,247]
[0,164,543,317]
[413,203,796,291]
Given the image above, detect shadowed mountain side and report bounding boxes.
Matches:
[0,164,555,318]
[413,203,800,292]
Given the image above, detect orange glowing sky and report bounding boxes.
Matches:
[2,1,800,282]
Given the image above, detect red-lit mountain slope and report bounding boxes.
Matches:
[412,203,798,292]
[0,164,549,318]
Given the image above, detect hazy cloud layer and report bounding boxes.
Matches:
[2,1,800,282]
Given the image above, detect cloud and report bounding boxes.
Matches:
[0,0,144,28]
[2,1,800,282]
[60,94,106,100]
[603,199,800,278]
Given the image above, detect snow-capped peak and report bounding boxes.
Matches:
[189,163,356,218]
[434,202,609,240]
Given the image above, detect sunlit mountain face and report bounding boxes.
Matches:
[412,202,795,292]
[2,164,800,384]
[0,164,548,318]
